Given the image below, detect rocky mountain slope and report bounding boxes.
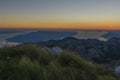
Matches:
[38,37,120,64]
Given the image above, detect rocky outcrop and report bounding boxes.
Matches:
[39,37,120,64]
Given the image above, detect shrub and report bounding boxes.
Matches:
[0,44,119,80]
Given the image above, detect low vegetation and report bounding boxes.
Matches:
[0,44,119,80]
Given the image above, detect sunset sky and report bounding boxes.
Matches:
[0,0,120,30]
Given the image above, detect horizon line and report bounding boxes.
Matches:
[0,28,120,31]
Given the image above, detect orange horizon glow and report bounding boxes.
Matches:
[0,26,120,30]
[1,0,120,30]
[0,20,120,30]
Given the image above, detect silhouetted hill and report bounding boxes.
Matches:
[7,31,76,43]
[103,32,120,39]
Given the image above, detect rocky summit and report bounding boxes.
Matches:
[38,37,120,65]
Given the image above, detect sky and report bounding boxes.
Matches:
[0,0,120,30]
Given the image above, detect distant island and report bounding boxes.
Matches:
[6,31,76,43]
[6,30,120,43]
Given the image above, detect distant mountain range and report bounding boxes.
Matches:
[103,32,120,39]
[6,31,76,43]
[6,30,120,43]
[0,30,24,34]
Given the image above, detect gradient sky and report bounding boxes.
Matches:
[0,0,120,30]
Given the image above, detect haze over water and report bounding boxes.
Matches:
[0,29,120,47]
